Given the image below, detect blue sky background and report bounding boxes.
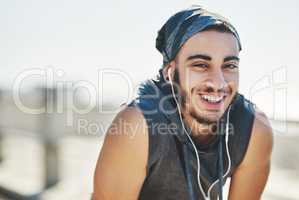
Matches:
[1,0,298,120]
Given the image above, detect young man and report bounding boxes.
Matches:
[93,6,273,200]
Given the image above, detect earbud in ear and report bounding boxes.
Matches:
[167,67,173,83]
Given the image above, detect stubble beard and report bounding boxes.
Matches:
[181,90,219,125]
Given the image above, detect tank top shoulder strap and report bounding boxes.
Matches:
[127,80,172,175]
[228,93,256,173]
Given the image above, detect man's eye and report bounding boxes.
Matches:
[223,64,238,69]
[192,63,208,68]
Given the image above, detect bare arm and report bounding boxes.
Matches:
[228,109,273,200]
[93,106,148,200]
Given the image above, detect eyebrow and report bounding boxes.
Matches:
[186,54,239,62]
[223,56,240,62]
[186,54,212,61]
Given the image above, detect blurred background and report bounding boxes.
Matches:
[0,0,298,199]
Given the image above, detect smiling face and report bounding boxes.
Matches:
[167,30,240,125]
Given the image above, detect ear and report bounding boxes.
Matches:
[162,61,175,81]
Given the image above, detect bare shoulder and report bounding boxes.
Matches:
[93,105,149,199]
[107,105,148,139]
[99,104,149,163]
[228,107,274,199]
[240,106,274,168]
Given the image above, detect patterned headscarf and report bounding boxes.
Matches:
[156,5,242,65]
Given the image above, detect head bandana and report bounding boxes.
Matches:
[156,5,242,65]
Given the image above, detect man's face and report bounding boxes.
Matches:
[171,30,240,124]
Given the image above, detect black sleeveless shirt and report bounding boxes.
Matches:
[128,78,255,200]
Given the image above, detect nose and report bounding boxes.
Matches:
[205,69,227,93]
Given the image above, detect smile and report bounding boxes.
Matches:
[200,94,225,104]
[194,92,229,111]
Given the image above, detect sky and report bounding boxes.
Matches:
[0,0,298,121]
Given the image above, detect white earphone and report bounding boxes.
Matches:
[167,67,232,200]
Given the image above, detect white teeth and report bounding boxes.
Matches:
[201,95,223,103]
